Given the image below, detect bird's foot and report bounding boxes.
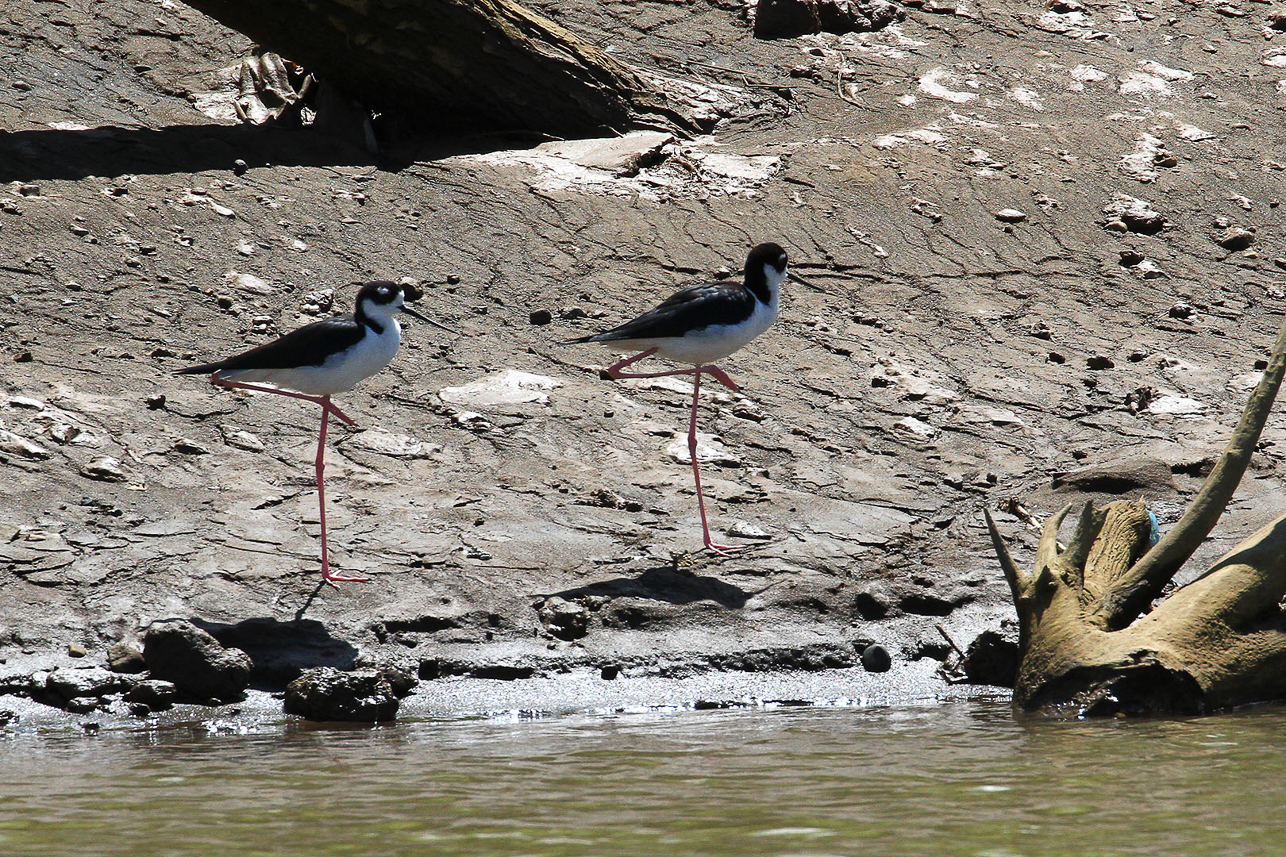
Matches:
[703,539,747,557]
[321,569,370,588]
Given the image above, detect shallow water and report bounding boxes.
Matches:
[1,700,1284,856]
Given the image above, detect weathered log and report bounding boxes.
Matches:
[989,310,1286,715]
[180,0,730,137]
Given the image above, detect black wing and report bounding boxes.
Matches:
[176,316,365,374]
[567,282,754,344]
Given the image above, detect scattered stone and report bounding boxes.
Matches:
[861,644,892,673]
[107,642,148,674]
[994,208,1027,223]
[284,667,399,722]
[537,596,590,641]
[1028,320,1053,340]
[1119,249,1145,267]
[727,521,772,540]
[81,457,127,482]
[1169,302,1194,319]
[1102,194,1169,234]
[600,664,620,680]
[1125,386,1155,415]
[529,308,553,325]
[219,426,265,452]
[232,159,248,175]
[146,394,167,410]
[0,430,50,459]
[143,619,253,701]
[1086,355,1115,370]
[68,643,87,658]
[14,350,32,363]
[1216,227,1255,251]
[124,679,178,711]
[172,438,210,455]
[47,666,124,701]
[378,666,418,698]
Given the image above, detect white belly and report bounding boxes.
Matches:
[607,297,778,366]
[222,323,402,395]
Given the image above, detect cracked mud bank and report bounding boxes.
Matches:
[2,0,1286,722]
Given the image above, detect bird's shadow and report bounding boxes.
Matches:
[192,616,359,690]
[543,562,750,609]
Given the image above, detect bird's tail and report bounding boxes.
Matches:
[560,333,604,346]
[174,361,228,376]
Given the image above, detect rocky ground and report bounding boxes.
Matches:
[2,0,1286,724]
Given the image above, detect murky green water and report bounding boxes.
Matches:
[1,700,1284,856]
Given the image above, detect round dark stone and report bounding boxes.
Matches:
[861,644,892,673]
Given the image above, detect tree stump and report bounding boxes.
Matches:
[181,0,738,137]
[988,313,1286,715]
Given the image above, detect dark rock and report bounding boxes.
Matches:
[755,0,822,38]
[144,619,253,701]
[961,629,1019,688]
[1047,351,1065,363]
[861,644,892,673]
[1086,355,1114,370]
[600,664,620,680]
[898,591,958,617]
[124,679,179,711]
[529,308,553,325]
[379,665,418,698]
[107,642,147,674]
[1052,456,1175,495]
[284,667,399,722]
[1119,249,1145,267]
[854,590,890,619]
[537,597,590,640]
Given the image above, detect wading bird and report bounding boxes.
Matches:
[567,242,820,555]
[178,280,452,585]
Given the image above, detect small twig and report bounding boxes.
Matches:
[936,624,967,660]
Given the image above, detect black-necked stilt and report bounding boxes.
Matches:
[178,280,453,585]
[566,242,820,555]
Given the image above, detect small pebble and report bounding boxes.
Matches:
[232,159,248,176]
[994,208,1027,223]
[529,309,553,325]
[14,350,32,363]
[68,644,87,658]
[1048,351,1066,364]
[1087,355,1115,370]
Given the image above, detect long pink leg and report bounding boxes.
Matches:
[313,398,367,585]
[686,370,745,556]
[211,376,356,425]
[606,349,741,392]
[211,375,366,585]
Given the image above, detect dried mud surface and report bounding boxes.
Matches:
[2,0,1286,718]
